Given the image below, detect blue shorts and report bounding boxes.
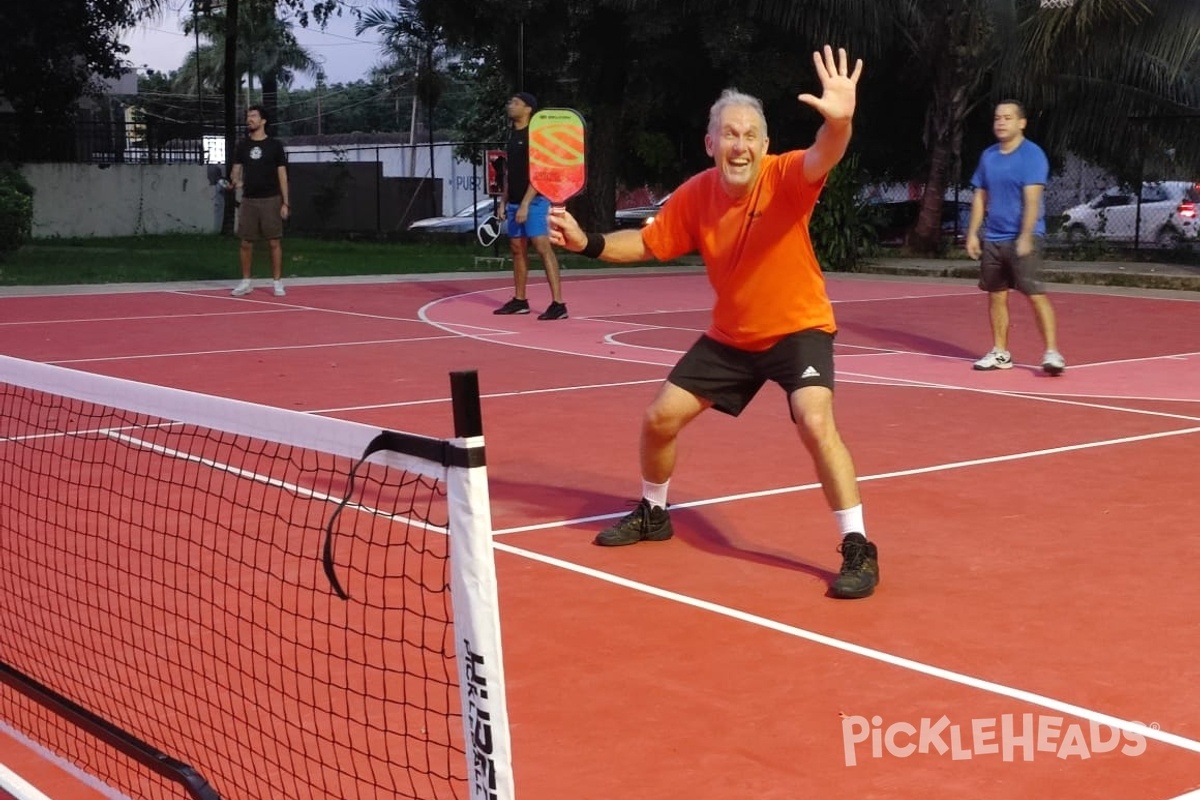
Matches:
[506,196,551,239]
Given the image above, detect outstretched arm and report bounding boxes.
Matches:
[548,208,653,263]
[800,45,863,184]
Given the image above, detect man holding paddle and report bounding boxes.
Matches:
[493,91,569,321]
[548,46,879,599]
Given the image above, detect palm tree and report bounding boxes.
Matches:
[356,2,454,139]
[180,0,318,126]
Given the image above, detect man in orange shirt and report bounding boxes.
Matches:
[548,46,878,599]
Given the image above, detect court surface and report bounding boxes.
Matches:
[2,268,1199,800]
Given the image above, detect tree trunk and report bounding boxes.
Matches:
[221,0,240,235]
[909,4,987,254]
[574,5,629,231]
[258,0,280,134]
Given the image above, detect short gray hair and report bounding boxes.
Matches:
[707,89,768,138]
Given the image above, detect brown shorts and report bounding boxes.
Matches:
[979,238,1045,295]
[237,196,284,241]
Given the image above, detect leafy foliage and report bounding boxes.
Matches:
[0,165,34,261]
[0,1,137,129]
[809,155,878,272]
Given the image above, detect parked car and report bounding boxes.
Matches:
[408,198,499,235]
[866,199,972,246]
[614,193,671,229]
[1059,181,1200,246]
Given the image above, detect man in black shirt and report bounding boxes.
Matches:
[229,105,290,297]
[493,92,568,320]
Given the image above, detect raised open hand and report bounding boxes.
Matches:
[797,45,863,124]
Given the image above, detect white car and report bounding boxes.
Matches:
[1060,181,1199,246]
[408,198,499,235]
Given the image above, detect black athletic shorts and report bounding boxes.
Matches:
[667,330,836,418]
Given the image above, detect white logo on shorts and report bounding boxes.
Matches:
[802,366,821,379]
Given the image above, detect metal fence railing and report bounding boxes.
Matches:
[0,118,215,165]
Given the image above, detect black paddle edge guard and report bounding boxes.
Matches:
[0,662,221,800]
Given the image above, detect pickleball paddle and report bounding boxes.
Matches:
[528,108,587,208]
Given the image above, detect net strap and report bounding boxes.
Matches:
[321,429,439,600]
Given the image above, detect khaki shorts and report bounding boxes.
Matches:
[237,196,284,241]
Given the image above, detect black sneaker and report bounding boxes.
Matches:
[830,533,879,599]
[493,297,530,315]
[537,301,568,320]
[594,499,673,546]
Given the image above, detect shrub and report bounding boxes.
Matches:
[810,154,878,272]
[0,165,33,261]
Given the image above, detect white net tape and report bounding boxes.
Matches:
[1040,0,1075,8]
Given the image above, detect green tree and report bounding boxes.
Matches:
[180,0,318,127]
[0,0,139,160]
[355,1,454,146]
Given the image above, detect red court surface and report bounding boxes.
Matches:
[2,269,1200,799]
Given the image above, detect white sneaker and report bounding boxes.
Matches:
[973,347,1013,371]
[273,280,286,297]
[231,279,252,297]
[1042,349,1066,376]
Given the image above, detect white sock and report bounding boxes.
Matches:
[834,504,865,538]
[642,479,669,510]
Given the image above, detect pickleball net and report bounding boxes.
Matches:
[0,355,513,800]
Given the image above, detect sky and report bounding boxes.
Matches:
[120,0,387,88]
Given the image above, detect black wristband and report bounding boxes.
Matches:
[580,232,605,259]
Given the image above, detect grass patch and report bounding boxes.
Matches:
[0,233,671,286]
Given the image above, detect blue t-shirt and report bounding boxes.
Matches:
[971,139,1049,241]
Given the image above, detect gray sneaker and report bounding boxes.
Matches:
[594,499,673,546]
[973,347,1013,371]
[1042,349,1066,376]
[231,279,253,297]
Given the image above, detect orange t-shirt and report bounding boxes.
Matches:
[641,150,834,351]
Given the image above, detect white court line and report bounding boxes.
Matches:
[1166,790,1200,799]
[47,333,471,365]
[308,377,665,414]
[0,308,297,327]
[1065,350,1200,370]
[0,722,130,800]
[492,423,1200,536]
[0,764,50,800]
[839,370,1200,423]
[830,289,979,303]
[306,367,1200,418]
[492,539,1200,756]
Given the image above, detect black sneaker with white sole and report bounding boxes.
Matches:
[493,297,530,315]
[538,301,568,320]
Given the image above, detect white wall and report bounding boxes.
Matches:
[21,163,216,238]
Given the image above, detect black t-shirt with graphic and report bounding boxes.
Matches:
[234,136,287,198]
[505,126,530,204]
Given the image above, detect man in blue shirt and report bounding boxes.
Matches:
[965,100,1065,375]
